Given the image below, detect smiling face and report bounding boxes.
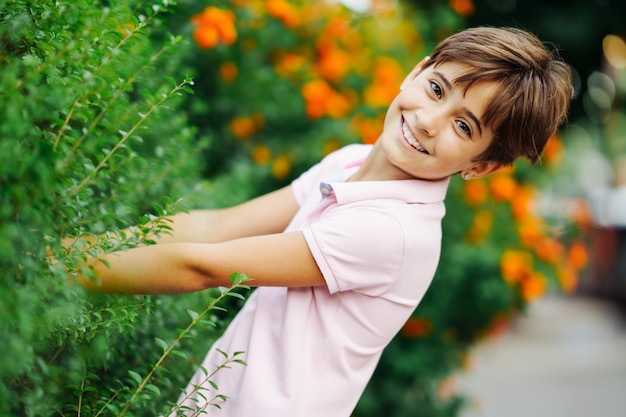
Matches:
[372,60,502,182]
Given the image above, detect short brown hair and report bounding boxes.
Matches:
[422,27,574,165]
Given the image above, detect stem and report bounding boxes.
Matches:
[117,280,250,417]
[53,102,77,149]
[48,335,70,365]
[68,78,191,195]
[53,11,160,150]
[94,388,122,417]
[77,372,86,417]
[170,354,245,416]
[66,38,179,157]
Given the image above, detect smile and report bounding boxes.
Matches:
[402,119,429,155]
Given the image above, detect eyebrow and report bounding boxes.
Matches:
[432,71,484,138]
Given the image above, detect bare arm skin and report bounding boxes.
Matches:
[75,186,326,294]
[157,185,302,244]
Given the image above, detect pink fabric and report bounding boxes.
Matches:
[174,144,449,416]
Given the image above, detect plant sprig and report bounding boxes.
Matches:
[108,273,251,416]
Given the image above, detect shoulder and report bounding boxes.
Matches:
[304,200,442,294]
[291,144,373,204]
[312,143,372,175]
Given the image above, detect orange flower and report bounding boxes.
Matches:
[220,61,238,83]
[325,92,352,119]
[449,0,475,16]
[315,41,351,83]
[466,210,493,244]
[229,113,265,139]
[463,179,488,206]
[401,317,433,338]
[568,241,588,270]
[272,154,291,180]
[534,237,565,264]
[350,114,384,144]
[267,0,300,27]
[363,85,391,109]
[323,15,352,38]
[191,7,237,49]
[193,26,220,49]
[511,185,536,219]
[363,56,404,108]
[302,79,332,119]
[542,134,564,165]
[489,174,518,201]
[301,79,352,119]
[556,265,578,293]
[251,144,272,165]
[275,53,305,78]
[520,271,547,302]
[500,249,533,285]
[517,216,544,247]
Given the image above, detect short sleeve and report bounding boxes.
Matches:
[302,203,405,296]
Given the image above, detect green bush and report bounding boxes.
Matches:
[0,1,250,415]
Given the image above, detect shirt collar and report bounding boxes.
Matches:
[319,177,450,205]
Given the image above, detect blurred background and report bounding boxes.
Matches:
[441,0,626,416]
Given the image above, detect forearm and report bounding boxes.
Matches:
[63,186,298,254]
[74,232,326,294]
[77,243,215,294]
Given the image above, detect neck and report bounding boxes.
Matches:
[349,141,413,182]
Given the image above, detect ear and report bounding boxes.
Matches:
[400,56,430,90]
[463,161,503,180]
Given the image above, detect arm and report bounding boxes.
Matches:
[157,185,300,244]
[66,185,299,249]
[80,232,324,294]
[74,185,325,294]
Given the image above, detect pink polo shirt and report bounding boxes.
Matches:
[175,144,449,416]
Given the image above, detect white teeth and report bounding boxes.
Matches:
[402,121,428,154]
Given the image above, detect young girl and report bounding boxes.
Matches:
[76,27,573,416]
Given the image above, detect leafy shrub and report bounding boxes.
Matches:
[0,1,249,415]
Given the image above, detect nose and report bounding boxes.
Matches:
[416,108,443,137]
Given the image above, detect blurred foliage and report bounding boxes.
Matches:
[0,0,593,416]
[463,0,626,121]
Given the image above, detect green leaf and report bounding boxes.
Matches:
[171,350,188,359]
[187,309,199,321]
[145,383,161,396]
[226,292,246,300]
[128,369,143,385]
[154,337,169,352]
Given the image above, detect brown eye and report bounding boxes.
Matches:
[430,81,442,98]
[457,120,472,136]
